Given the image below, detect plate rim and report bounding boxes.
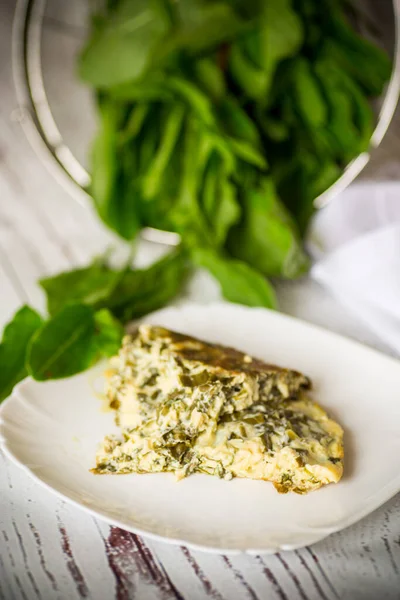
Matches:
[2,301,400,554]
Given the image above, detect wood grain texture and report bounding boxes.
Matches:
[1,0,400,598]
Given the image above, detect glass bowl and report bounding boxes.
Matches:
[12,0,400,244]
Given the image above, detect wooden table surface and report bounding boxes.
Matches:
[1,1,400,598]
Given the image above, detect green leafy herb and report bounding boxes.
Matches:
[93,309,125,358]
[26,303,123,381]
[141,103,186,200]
[39,260,120,316]
[193,248,277,309]
[79,0,169,88]
[160,1,246,58]
[81,0,390,273]
[230,177,309,278]
[27,304,99,381]
[40,248,187,324]
[255,0,304,96]
[90,97,141,240]
[0,307,43,402]
[106,248,188,321]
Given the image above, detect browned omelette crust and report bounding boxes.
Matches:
[134,325,311,400]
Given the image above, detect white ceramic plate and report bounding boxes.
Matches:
[1,303,400,554]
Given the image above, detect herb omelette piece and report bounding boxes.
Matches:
[94,326,343,493]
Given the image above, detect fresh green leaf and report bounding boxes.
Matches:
[109,76,174,103]
[310,159,341,200]
[27,304,97,381]
[256,0,303,88]
[326,5,392,96]
[105,175,142,241]
[230,0,303,101]
[194,58,226,102]
[112,76,216,126]
[39,263,121,316]
[290,58,327,128]
[314,61,364,160]
[163,1,246,56]
[201,155,240,246]
[193,248,277,309]
[105,249,188,321]
[229,139,267,170]
[93,309,124,357]
[141,103,186,200]
[79,0,168,88]
[218,97,260,145]
[315,57,374,155]
[229,41,269,101]
[117,258,187,322]
[257,113,289,141]
[214,178,241,245]
[154,0,178,27]
[90,97,119,224]
[90,97,142,241]
[119,103,151,145]
[166,77,216,126]
[230,177,309,278]
[137,102,164,174]
[168,119,215,247]
[0,306,43,402]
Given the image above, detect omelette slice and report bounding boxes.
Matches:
[94,325,344,493]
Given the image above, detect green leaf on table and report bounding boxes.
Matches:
[27,304,98,381]
[39,262,121,316]
[40,246,187,327]
[107,248,188,322]
[93,309,124,358]
[192,248,277,309]
[230,177,309,278]
[79,0,169,88]
[0,306,43,402]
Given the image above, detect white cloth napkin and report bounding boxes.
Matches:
[308,182,400,354]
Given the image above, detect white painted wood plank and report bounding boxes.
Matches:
[54,501,116,599]
[0,261,25,326]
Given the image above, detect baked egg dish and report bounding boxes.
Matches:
[94,325,344,493]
